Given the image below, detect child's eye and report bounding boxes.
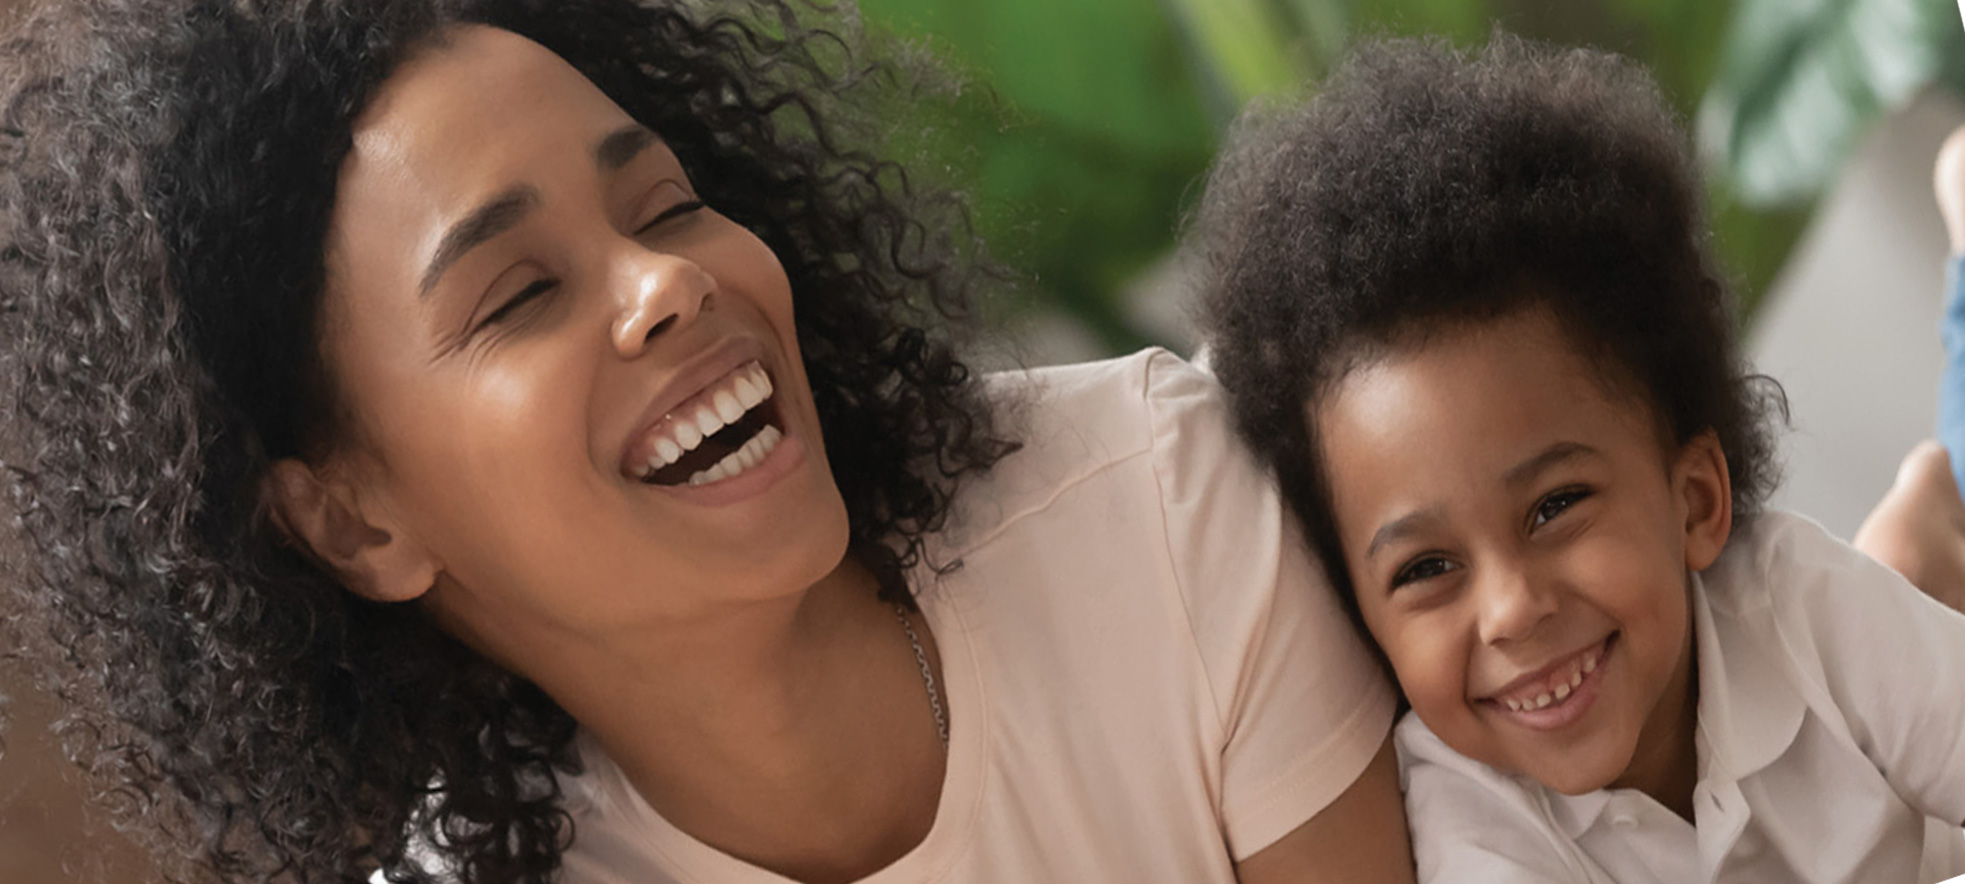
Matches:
[1391,555,1457,589]
[1531,488,1592,529]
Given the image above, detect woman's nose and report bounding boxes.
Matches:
[610,248,714,357]
[1474,564,1559,646]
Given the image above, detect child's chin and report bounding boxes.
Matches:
[1534,765,1620,796]
[1505,742,1629,796]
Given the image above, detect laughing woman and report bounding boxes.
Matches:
[0,1,1405,882]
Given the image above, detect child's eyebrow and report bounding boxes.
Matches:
[1503,441,1599,488]
[1366,507,1446,561]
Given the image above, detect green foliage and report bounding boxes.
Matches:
[860,0,1220,351]
[860,0,1965,350]
[1699,0,1965,209]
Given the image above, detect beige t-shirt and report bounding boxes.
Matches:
[553,349,1396,883]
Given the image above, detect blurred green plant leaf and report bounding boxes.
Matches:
[1158,0,1307,109]
[1155,0,1348,121]
[1353,0,1493,43]
[1699,0,1965,208]
[859,0,1224,351]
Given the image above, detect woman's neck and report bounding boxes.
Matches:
[1608,617,1699,822]
[517,557,949,881]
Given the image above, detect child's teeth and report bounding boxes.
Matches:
[1570,670,1583,688]
[1583,654,1597,673]
[1534,693,1551,709]
[1554,683,1571,700]
[1507,699,1522,712]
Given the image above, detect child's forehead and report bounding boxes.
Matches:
[1317,307,1672,462]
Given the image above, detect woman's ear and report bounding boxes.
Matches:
[264,458,438,602]
[1675,430,1733,572]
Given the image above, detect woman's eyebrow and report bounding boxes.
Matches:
[415,128,656,298]
[419,185,540,297]
[595,125,657,172]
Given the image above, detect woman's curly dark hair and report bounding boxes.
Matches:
[0,0,1015,881]
[1195,34,1786,622]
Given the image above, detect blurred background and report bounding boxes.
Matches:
[859,0,1965,536]
[3,0,1965,879]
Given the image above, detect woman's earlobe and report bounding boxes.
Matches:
[264,459,438,602]
[1679,431,1733,572]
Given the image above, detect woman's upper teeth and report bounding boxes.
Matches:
[637,361,775,478]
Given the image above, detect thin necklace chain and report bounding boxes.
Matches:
[893,603,950,753]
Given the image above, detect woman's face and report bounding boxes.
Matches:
[314,25,850,640]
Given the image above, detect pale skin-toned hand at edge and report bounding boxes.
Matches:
[1852,125,1965,614]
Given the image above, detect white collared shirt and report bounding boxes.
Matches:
[1397,511,1965,883]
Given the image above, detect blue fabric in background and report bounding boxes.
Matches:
[1941,256,1965,497]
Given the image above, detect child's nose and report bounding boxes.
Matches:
[1474,565,1558,645]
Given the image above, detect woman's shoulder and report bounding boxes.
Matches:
[976,346,1228,466]
[941,347,1254,555]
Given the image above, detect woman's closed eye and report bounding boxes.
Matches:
[1530,487,1592,529]
[636,195,707,232]
[475,276,559,332]
[633,185,706,236]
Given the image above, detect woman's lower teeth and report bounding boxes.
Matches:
[688,425,784,486]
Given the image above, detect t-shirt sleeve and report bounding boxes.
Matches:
[1141,351,1398,860]
[1763,514,1965,826]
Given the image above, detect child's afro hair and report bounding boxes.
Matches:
[1194,33,1786,609]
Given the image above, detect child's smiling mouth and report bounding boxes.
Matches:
[1477,633,1616,731]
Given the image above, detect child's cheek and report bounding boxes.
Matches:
[1385,609,1480,735]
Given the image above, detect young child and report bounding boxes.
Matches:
[1195,36,1965,882]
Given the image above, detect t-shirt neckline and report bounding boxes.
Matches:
[580,587,988,884]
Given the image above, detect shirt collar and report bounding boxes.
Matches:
[1544,571,1805,840]
[1547,785,1614,839]
[1689,569,1808,783]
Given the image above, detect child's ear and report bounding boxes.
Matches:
[264,458,438,603]
[1674,430,1733,572]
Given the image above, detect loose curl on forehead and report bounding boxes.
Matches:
[1195,35,1785,628]
[0,0,1013,881]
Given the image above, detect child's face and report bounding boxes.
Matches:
[1316,308,1730,795]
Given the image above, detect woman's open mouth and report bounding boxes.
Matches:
[628,360,786,487]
